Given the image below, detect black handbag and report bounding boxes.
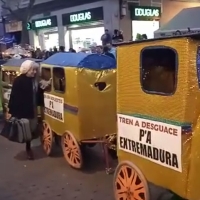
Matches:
[0,117,29,143]
[0,118,18,142]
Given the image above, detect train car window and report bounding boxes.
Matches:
[53,67,65,92]
[41,67,51,92]
[196,46,200,89]
[141,47,177,95]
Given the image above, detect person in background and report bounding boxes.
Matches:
[103,46,115,59]
[8,60,51,160]
[49,48,53,56]
[59,46,65,52]
[107,43,116,58]
[90,46,97,53]
[31,50,36,58]
[35,48,42,59]
[96,46,103,54]
[53,46,58,54]
[142,34,148,40]
[69,48,76,53]
[101,29,112,46]
[118,30,124,42]
[112,29,124,43]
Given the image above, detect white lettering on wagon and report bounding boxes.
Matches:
[117,114,182,172]
[44,93,64,122]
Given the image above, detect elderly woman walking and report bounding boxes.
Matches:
[8,60,50,160]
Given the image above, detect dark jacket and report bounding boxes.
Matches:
[101,33,112,46]
[8,74,44,119]
[104,52,115,59]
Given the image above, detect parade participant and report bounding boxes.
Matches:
[8,60,51,160]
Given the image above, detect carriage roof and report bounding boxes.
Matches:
[115,33,200,47]
[42,52,116,70]
[2,58,43,67]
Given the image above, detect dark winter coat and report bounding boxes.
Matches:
[8,74,44,119]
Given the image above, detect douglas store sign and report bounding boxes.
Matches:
[28,16,58,30]
[62,7,103,25]
[131,6,161,20]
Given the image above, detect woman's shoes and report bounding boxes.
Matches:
[26,150,34,160]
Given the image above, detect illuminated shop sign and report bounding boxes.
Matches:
[35,19,52,28]
[62,7,103,25]
[70,12,92,23]
[131,6,161,20]
[28,16,57,30]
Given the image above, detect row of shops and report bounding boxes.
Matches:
[29,7,105,51]
[3,0,200,51]
[27,4,162,51]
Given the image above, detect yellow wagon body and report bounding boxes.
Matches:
[116,35,200,200]
[42,66,116,141]
[41,53,116,169]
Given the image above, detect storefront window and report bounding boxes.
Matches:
[132,21,159,40]
[37,28,59,50]
[70,27,104,52]
[131,6,161,40]
[44,33,59,50]
[141,47,177,95]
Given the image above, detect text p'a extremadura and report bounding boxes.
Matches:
[119,136,179,169]
[44,107,63,121]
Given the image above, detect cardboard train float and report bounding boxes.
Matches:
[114,33,200,200]
[3,33,200,200]
[40,52,116,173]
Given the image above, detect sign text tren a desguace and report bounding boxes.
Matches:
[118,114,182,172]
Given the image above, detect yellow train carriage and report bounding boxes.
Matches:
[40,52,116,171]
[1,58,42,119]
[113,34,200,200]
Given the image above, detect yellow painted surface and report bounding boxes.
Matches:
[77,68,116,140]
[117,37,200,200]
[41,64,116,142]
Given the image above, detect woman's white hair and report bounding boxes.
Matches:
[20,60,39,74]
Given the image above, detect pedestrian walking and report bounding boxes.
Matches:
[8,60,51,160]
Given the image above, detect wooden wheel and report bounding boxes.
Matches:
[113,161,149,200]
[41,121,53,156]
[61,131,83,169]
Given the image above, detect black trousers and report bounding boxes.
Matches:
[26,141,31,151]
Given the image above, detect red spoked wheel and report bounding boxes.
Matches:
[61,131,83,169]
[41,121,53,156]
[113,161,149,200]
